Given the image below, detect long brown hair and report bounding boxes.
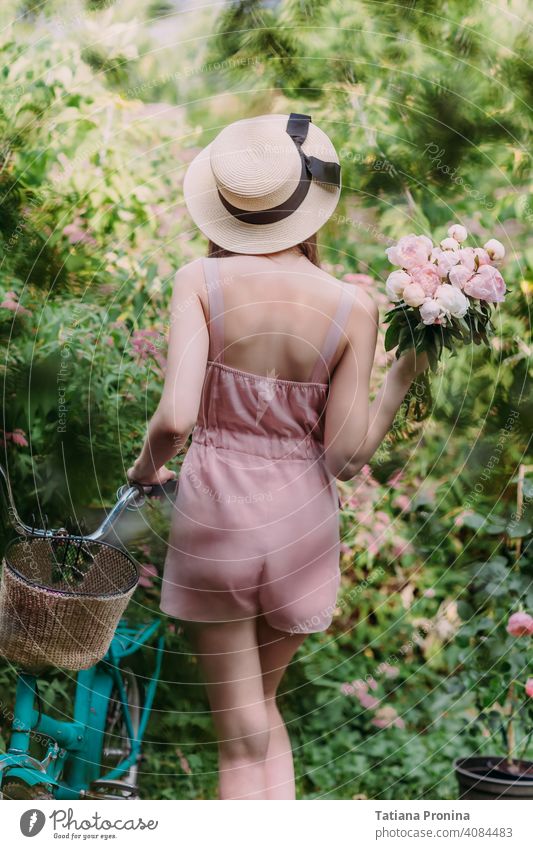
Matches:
[207,233,320,267]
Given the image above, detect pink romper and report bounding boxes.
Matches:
[160,257,352,634]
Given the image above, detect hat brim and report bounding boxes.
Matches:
[183,120,341,254]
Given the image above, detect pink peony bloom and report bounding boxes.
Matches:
[473,248,491,266]
[386,270,412,302]
[340,682,356,696]
[506,612,533,637]
[431,248,460,277]
[440,237,460,251]
[526,679,533,698]
[424,588,436,598]
[484,239,505,261]
[435,284,469,318]
[447,224,468,243]
[386,235,432,270]
[448,264,473,290]
[419,299,444,325]
[409,263,441,296]
[403,282,426,307]
[456,247,476,271]
[138,563,158,589]
[464,264,506,303]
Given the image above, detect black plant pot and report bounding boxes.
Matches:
[455,757,533,800]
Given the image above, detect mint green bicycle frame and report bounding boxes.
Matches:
[0,467,171,798]
[0,620,164,798]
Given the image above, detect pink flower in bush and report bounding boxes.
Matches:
[344,273,375,286]
[378,663,400,679]
[464,264,506,303]
[371,705,405,729]
[1,294,31,316]
[409,263,441,296]
[387,469,404,488]
[393,494,411,512]
[63,217,97,247]
[139,563,158,589]
[357,691,381,710]
[176,747,192,775]
[526,679,533,698]
[131,329,166,370]
[386,235,432,270]
[1,428,28,447]
[506,612,533,637]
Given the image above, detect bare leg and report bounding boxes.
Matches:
[187,618,270,800]
[257,615,308,799]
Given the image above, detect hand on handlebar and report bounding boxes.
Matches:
[126,463,176,488]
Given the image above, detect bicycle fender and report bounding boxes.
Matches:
[2,766,58,788]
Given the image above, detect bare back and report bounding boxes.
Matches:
[157,251,379,479]
[196,253,356,381]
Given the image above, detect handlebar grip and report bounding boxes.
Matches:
[140,479,179,499]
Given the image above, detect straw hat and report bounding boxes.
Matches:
[183,113,341,254]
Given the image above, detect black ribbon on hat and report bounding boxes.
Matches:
[217,113,341,225]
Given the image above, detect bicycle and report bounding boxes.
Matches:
[0,462,176,800]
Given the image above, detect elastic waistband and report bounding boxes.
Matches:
[191,425,325,461]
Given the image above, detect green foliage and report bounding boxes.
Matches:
[0,0,531,801]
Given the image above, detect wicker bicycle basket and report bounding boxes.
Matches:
[0,536,139,671]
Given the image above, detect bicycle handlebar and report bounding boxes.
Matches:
[0,461,178,542]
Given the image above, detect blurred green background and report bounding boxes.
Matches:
[0,0,531,799]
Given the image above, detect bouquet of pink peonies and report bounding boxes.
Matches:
[383,225,508,422]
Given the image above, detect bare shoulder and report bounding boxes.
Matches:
[173,257,205,289]
[317,266,379,327]
[346,283,379,325]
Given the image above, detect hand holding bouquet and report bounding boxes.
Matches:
[383,225,508,421]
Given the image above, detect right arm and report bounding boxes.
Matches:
[323,289,428,481]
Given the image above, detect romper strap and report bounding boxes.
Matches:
[309,284,353,384]
[202,257,225,363]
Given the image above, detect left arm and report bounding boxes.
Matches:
[127,259,209,484]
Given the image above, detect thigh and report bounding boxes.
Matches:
[256,615,307,698]
[186,619,266,737]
